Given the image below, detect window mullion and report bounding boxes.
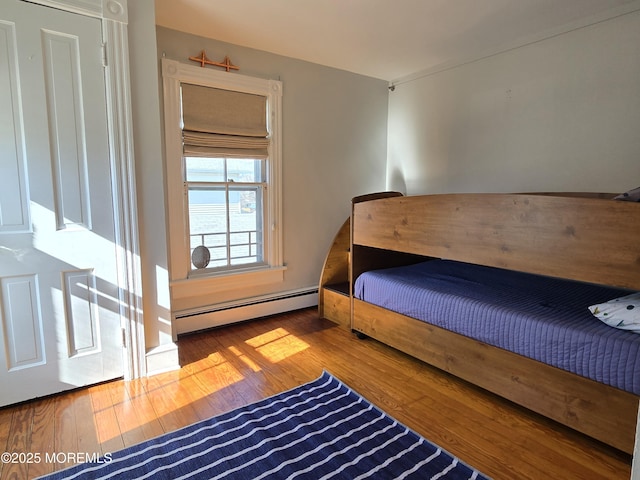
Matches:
[187,181,228,188]
[224,161,232,267]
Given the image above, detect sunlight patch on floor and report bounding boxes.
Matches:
[180,351,227,376]
[245,328,310,363]
[228,345,262,372]
[93,355,247,444]
[91,328,310,445]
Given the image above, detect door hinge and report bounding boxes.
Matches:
[101,43,108,67]
[121,327,127,348]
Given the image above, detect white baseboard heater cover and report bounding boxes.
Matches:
[173,288,318,336]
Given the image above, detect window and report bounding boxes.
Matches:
[186,157,266,272]
[162,59,284,299]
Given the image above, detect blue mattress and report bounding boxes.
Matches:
[354,260,640,395]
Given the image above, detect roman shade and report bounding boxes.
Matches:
[181,83,269,158]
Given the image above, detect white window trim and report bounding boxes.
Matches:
[161,59,284,296]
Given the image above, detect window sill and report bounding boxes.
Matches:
[170,265,286,300]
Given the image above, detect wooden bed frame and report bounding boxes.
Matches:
[350,192,640,454]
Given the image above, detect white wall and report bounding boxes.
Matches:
[155,27,389,314]
[387,10,640,196]
[388,14,640,472]
[128,1,177,373]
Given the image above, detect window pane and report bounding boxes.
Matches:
[188,187,226,270]
[230,186,263,264]
[227,158,263,183]
[185,157,225,182]
[187,183,264,271]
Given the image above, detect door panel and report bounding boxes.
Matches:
[0,0,123,406]
[42,28,93,230]
[0,274,45,370]
[63,269,100,357]
[0,20,30,233]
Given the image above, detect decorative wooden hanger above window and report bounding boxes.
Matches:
[188,50,239,72]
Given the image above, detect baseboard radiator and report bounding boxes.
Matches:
[173,287,318,336]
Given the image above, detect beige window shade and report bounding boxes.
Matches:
[181,83,268,158]
[183,132,269,158]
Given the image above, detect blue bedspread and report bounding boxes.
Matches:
[354,260,640,395]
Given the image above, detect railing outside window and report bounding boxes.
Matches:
[190,226,263,270]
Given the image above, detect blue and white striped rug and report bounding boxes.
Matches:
[40,371,490,479]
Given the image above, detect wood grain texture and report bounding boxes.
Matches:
[350,192,640,454]
[318,192,406,328]
[353,298,638,453]
[317,217,351,324]
[0,309,631,480]
[321,289,350,328]
[353,193,640,290]
[318,218,351,290]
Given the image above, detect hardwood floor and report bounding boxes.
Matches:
[0,307,632,479]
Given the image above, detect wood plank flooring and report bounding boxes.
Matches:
[0,307,632,479]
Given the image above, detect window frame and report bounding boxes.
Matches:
[162,59,284,300]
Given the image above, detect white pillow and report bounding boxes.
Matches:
[589,292,640,332]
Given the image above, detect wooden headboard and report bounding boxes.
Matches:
[352,193,640,290]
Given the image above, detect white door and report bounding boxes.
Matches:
[0,0,124,406]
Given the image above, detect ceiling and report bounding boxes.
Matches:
[154,0,640,82]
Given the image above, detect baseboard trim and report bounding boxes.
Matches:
[145,342,179,376]
[173,288,318,336]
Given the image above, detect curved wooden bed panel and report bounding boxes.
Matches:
[350,192,640,454]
